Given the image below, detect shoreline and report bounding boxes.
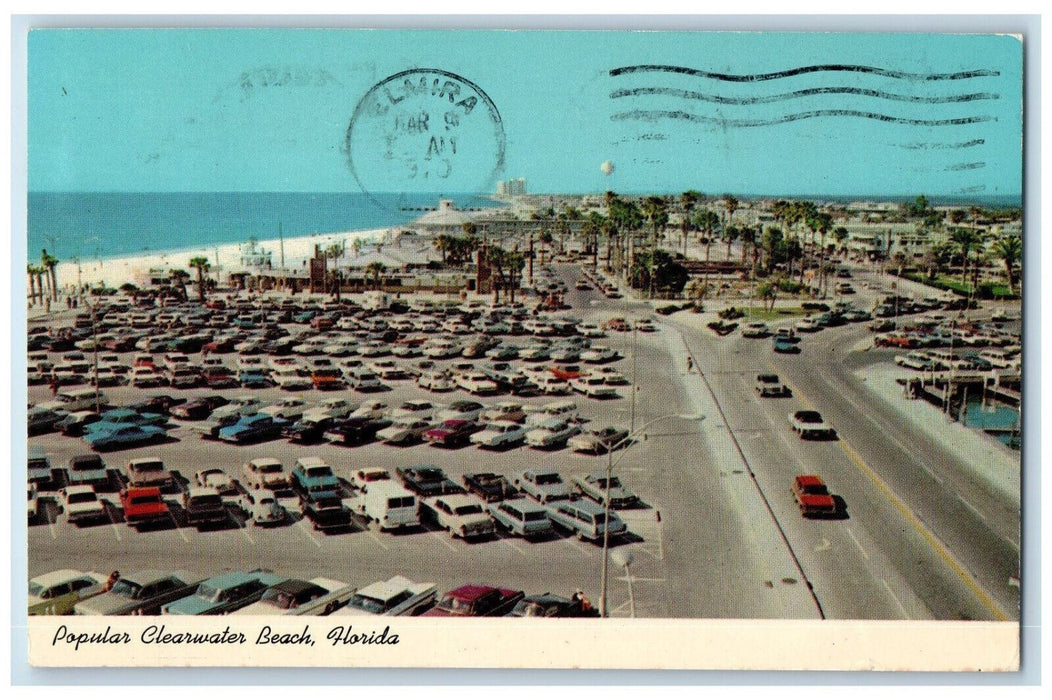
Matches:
[52,227,395,290]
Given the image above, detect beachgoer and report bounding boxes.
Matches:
[49,377,58,396]
[686,357,693,372]
[104,571,120,591]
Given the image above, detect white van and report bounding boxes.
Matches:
[525,400,579,427]
[356,481,419,531]
[38,387,108,413]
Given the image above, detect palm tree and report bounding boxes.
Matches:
[950,227,982,286]
[461,221,478,238]
[832,227,850,259]
[433,233,453,264]
[188,256,211,303]
[991,234,1022,294]
[538,229,555,265]
[723,225,740,261]
[756,280,778,312]
[694,209,720,263]
[679,190,702,256]
[364,262,386,291]
[168,269,189,301]
[41,249,59,301]
[722,194,739,229]
[27,264,40,305]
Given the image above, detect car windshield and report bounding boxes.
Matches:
[197,584,228,603]
[535,473,561,485]
[523,511,547,522]
[438,596,473,614]
[259,589,297,610]
[797,412,823,424]
[454,504,484,516]
[515,602,548,617]
[134,462,164,473]
[111,580,142,598]
[191,495,223,507]
[349,594,387,614]
[759,374,779,383]
[67,491,98,504]
[306,466,334,478]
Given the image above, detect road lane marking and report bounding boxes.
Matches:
[615,576,666,583]
[846,528,869,560]
[365,529,390,551]
[838,437,1009,621]
[429,529,459,552]
[501,538,527,556]
[48,518,57,540]
[882,578,910,619]
[295,519,323,548]
[238,522,256,545]
[562,537,589,555]
[173,520,191,543]
[772,365,1009,620]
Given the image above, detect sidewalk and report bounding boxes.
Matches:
[856,362,1020,509]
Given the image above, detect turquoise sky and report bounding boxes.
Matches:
[28,29,1022,198]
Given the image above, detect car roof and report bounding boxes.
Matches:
[355,575,420,601]
[30,569,98,587]
[796,474,826,487]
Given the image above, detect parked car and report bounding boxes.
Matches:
[506,593,599,618]
[290,456,340,497]
[420,493,496,539]
[56,410,103,437]
[420,585,525,617]
[525,418,581,449]
[355,481,419,531]
[119,486,171,529]
[29,407,70,436]
[480,401,527,424]
[124,457,175,489]
[84,423,167,451]
[396,465,464,498]
[462,472,517,503]
[232,577,354,615]
[571,473,639,509]
[470,420,527,449]
[376,418,432,446]
[546,499,628,542]
[741,321,770,339]
[64,453,109,489]
[283,417,339,444]
[789,410,836,440]
[438,400,486,423]
[217,414,288,444]
[163,571,285,615]
[349,467,392,491]
[169,395,230,421]
[181,487,229,528]
[324,416,392,446]
[425,419,483,447]
[28,569,108,616]
[302,490,352,532]
[241,457,288,491]
[237,488,286,526]
[332,576,436,616]
[515,469,573,504]
[569,426,630,454]
[61,485,109,525]
[487,498,554,538]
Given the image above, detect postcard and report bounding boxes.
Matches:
[21,25,1023,671]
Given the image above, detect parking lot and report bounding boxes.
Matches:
[28,284,691,617]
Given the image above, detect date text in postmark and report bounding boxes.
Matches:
[345,69,505,202]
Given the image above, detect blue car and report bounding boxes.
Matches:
[84,424,168,452]
[773,338,802,354]
[162,571,285,615]
[217,414,287,444]
[290,457,340,496]
[86,409,166,433]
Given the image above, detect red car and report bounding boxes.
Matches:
[791,475,838,517]
[425,419,483,447]
[420,585,525,617]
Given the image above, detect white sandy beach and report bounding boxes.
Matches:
[52,226,401,291]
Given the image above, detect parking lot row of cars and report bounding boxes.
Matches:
[29,567,599,618]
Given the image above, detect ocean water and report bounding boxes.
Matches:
[27,192,500,262]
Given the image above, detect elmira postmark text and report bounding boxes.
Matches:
[345,69,505,200]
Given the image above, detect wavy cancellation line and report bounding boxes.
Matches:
[610,86,1000,105]
[609,64,1000,82]
[611,109,995,128]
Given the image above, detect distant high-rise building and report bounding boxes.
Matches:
[497,178,527,197]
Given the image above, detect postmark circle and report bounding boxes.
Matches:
[346,69,506,204]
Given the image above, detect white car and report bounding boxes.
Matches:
[238,488,286,526]
[525,418,582,449]
[420,494,496,539]
[28,483,39,521]
[481,401,527,424]
[456,372,499,395]
[348,368,383,391]
[741,321,770,338]
[349,467,392,491]
[788,410,836,440]
[302,398,357,423]
[61,485,108,525]
[470,420,527,449]
[272,368,314,391]
[591,366,628,385]
[194,468,239,497]
[580,346,618,363]
[438,400,486,423]
[515,469,574,504]
[390,400,438,421]
[418,370,455,392]
[570,375,618,398]
[795,317,822,333]
[358,342,390,357]
[241,457,288,490]
[377,419,431,445]
[130,366,166,388]
[232,577,355,615]
[322,340,359,357]
[260,397,308,422]
[349,400,388,420]
[535,375,572,395]
[333,576,437,616]
[236,355,265,371]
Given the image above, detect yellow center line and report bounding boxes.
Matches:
[773,363,1009,621]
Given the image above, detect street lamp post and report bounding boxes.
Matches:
[599,412,704,617]
[610,549,636,617]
